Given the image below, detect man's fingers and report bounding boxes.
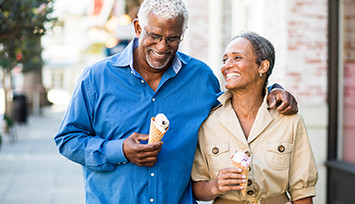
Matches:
[123,133,163,167]
[132,133,149,143]
[135,156,159,167]
[138,141,163,152]
[268,95,277,108]
[276,100,290,112]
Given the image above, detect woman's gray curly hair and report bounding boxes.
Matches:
[233,32,275,83]
[137,0,189,34]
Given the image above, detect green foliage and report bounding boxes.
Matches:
[0,0,55,40]
[3,114,14,127]
[0,0,56,71]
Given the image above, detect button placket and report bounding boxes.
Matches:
[148,167,157,204]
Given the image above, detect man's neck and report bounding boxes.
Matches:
[133,49,170,91]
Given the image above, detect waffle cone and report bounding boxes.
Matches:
[148,117,168,144]
[232,160,249,197]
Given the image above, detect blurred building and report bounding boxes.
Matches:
[42,0,355,203]
[42,0,138,105]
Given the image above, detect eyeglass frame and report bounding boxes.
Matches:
[141,28,184,46]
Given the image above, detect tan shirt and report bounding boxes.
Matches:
[191,90,318,202]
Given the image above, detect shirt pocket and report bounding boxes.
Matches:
[264,142,292,170]
[206,142,230,172]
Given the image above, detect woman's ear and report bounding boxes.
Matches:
[133,19,141,38]
[259,60,270,75]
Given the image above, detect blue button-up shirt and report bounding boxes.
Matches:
[55,38,221,203]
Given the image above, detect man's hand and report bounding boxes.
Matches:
[122,132,163,167]
[268,88,298,115]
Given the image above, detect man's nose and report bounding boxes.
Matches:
[155,38,169,51]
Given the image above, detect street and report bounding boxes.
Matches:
[0,106,85,204]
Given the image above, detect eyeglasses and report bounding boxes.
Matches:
[141,28,183,46]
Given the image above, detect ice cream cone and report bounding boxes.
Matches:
[148,117,168,144]
[231,151,251,197]
[232,160,249,197]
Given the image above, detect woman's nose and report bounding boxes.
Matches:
[222,59,232,70]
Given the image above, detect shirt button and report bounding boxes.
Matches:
[212,147,219,154]
[245,151,251,157]
[150,198,154,202]
[141,80,145,83]
[249,166,252,171]
[151,173,155,177]
[152,98,155,102]
[247,179,252,186]
[247,190,254,195]
[278,145,285,152]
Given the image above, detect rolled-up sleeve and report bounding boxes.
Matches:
[288,115,318,201]
[191,126,211,181]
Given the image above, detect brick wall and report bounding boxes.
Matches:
[184,0,209,63]
[184,0,328,104]
[344,0,355,62]
[267,0,328,104]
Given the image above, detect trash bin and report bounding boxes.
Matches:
[12,94,28,124]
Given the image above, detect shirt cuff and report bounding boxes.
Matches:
[289,186,316,201]
[105,139,128,165]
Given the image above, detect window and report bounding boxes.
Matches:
[339,0,355,164]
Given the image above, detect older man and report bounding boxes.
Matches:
[54,0,297,203]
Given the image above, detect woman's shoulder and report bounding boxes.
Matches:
[269,108,305,126]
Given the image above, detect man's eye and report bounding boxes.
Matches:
[167,37,180,42]
[150,35,161,40]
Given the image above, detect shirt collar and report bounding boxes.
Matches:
[218,88,270,108]
[113,37,184,74]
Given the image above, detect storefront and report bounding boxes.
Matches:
[327,0,355,203]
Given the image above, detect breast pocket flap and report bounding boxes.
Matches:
[206,143,229,156]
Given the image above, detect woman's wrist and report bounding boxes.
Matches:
[209,180,221,198]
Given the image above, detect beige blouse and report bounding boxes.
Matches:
[191,90,318,203]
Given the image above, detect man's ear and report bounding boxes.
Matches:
[259,60,270,75]
[133,19,141,38]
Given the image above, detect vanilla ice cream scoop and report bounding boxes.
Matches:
[231,151,251,168]
[153,113,169,133]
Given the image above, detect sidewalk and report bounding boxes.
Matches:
[0,106,85,204]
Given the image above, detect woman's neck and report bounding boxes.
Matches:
[230,89,264,139]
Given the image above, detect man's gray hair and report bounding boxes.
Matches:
[137,0,189,34]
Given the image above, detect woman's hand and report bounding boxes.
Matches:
[192,167,246,201]
[211,167,246,196]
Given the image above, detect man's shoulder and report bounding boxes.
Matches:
[85,54,121,73]
[177,52,210,68]
[79,54,121,81]
[91,54,118,69]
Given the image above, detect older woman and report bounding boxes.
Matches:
[191,32,318,204]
